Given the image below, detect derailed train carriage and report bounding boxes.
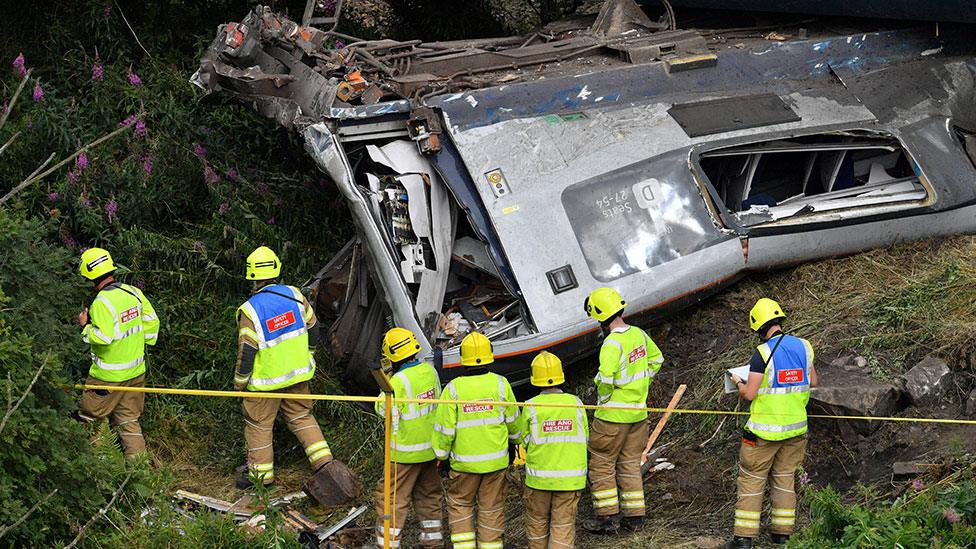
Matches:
[194,0,976,389]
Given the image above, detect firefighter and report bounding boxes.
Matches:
[75,247,159,459]
[516,351,588,549]
[432,332,521,549]
[234,246,332,488]
[582,287,663,534]
[373,327,444,548]
[726,298,817,548]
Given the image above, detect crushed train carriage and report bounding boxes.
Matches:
[193,1,976,388]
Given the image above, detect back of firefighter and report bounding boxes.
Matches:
[582,287,663,534]
[75,248,159,459]
[726,298,817,549]
[516,352,588,549]
[373,328,444,548]
[234,246,333,488]
[432,332,520,549]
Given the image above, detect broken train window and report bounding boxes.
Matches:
[697,132,928,226]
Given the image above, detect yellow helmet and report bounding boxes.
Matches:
[584,287,626,322]
[79,247,116,280]
[749,297,786,332]
[382,327,421,363]
[246,246,281,280]
[530,351,564,387]
[460,332,494,366]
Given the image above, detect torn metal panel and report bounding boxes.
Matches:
[668,93,801,137]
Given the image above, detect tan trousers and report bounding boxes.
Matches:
[78,375,146,458]
[587,418,648,517]
[447,469,506,549]
[733,434,807,537]
[525,486,581,549]
[373,460,444,548]
[242,381,331,484]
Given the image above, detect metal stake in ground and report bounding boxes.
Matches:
[640,384,686,475]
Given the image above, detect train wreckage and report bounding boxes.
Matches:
[194,0,976,388]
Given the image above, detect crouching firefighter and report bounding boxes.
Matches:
[726,298,817,548]
[75,248,159,459]
[432,332,521,549]
[373,328,444,548]
[516,352,588,549]
[582,287,663,535]
[234,246,333,488]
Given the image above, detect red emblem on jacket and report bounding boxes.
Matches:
[542,419,573,433]
[265,310,296,332]
[777,368,805,384]
[120,306,139,323]
[628,345,646,363]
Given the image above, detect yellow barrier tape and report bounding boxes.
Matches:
[74,384,976,426]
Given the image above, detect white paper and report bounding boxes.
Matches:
[723,365,751,393]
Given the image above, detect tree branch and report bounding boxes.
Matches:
[64,472,133,549]
[0,68,32,134]
[0,131,21,158]
[0,488,58,540]
[0,356,48,435]
[0,125,128,207]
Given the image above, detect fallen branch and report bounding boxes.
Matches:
[0,124,128,206]
[64,471,133,549]
[0,356,48,435]
[0,488,58,540]
[112,1,153,59]
[0,68,32,134]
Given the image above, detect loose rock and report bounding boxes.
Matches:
[902,356,951,407]
[966,388,976,417]
[811,361,902,435]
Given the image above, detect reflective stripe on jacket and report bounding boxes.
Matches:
[431,372,520,473]
[746,334,813,441]
[594,325,663,423]
[375,361,441,463]
[83,283,159,382]
[237,284,315,391]
[516,391,588,491]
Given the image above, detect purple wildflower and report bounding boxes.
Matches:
[798,471,810,488]
[226,167,239,181]
[47,191,59,201]
[12,53,26,78]
[67,170,80,185]
[78,194,91,209]
[76,152,89,170]
[334,38,346,49]
[193,143,206,158]
[911,478,925,491]
[105,199,119,220]
[203,166,220,185]
[945,507,961,525]
[193,240,205,251]
[218,202,231,215]
[322,0,337,15]
[103,5,112,18]
[120,114,137,127]
[267,216,276,226]
[32,84,43,102]
[134,120,146,138]
[256,182,268,194]
[134,279,146,289]
[126,66,142,86]
[61,234,78,249]
[142,156,153,176]
[91,63,104,81]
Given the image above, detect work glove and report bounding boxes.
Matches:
[436,459,450,479]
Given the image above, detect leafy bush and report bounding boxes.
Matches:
[791,469,976,548]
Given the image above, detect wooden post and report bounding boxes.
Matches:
[641,384,686,467]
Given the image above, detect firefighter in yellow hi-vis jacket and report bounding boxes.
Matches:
[373,327,444,548]
[582,287,664,535]
[76,247,159,459]
[234,246,332,489]
[726,298,817,549]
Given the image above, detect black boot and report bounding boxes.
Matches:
[770,533,790,545]
[582,514,620,534]
[724,536,753,549]
[235,475,274,490]
[620,516,644,532]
